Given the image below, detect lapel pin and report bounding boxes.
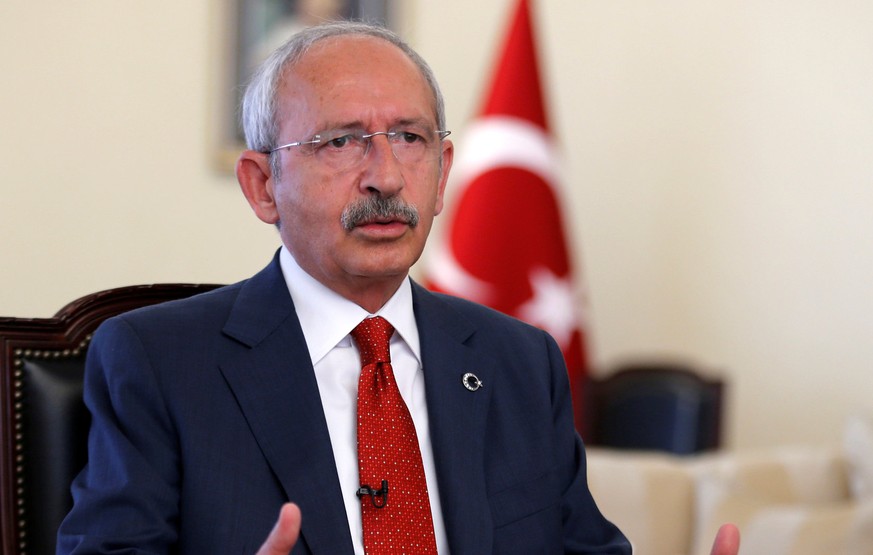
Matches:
[462,372,483,392]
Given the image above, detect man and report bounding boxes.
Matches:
[58,22,738,554]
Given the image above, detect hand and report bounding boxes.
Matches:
[256,503,302,555]
[709,523,740,555]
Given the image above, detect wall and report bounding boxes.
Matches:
[2,0,872,449]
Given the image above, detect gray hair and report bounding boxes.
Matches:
[239,21,447,177]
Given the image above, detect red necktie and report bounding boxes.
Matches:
[351,316,437,554]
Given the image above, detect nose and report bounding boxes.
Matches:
[359,133,404,196]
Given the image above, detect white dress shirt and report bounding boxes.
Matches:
[279,247,449,554]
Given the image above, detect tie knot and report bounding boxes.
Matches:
[351,316,394,366]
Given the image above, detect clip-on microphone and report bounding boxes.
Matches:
[356,479,389,508]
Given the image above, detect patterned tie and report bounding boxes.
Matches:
[351,316,437,554]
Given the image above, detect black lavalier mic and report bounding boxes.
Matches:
[356,479,389,508]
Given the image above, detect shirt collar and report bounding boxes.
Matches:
[278,246,421,367]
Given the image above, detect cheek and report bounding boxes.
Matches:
[277,186,347,238]
[273,186,299,221]
[273,172,317,216]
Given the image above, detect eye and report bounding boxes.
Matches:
[396,130,425,144]
[326,134,355,149]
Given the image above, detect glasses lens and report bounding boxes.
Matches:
[387,127,446,166]
[309,130,366,170]
[304,127,447,171]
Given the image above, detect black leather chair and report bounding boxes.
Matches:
[583,362,724,455]
[0,284,220,555]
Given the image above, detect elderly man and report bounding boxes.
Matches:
[58,22,738,555]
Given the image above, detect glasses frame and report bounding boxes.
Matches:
[267,129,451,154]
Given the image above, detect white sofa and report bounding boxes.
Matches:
[586,419,873,555]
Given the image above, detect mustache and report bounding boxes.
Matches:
[341,196,420,231]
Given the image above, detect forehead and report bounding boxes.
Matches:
[276,35,437,131]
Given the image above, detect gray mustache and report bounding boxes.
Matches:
[341,196,420,231]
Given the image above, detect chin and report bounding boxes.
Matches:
[357,243,421,272]
[359,262,410,279]
[353,255,416,280]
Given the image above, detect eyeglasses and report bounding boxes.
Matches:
[268,126,451,171]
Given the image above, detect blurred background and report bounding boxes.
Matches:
[2,0,872,451]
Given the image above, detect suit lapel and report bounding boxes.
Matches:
[215,262,496,553]
[413,283,494,554]
[219,256,353,554]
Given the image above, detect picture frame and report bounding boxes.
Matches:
[210,0,392,173]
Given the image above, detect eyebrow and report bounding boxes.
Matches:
[314,117,436,133]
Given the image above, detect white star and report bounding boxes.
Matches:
[515,267,581,350]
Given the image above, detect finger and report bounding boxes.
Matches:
[255,503,302,555]
[710,523,741,555]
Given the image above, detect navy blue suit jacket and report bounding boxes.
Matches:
[57,255,629,554]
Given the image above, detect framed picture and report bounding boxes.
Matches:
[211,0,392,173]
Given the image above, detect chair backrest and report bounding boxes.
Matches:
[0,284,221,555]
[584,363,724,455]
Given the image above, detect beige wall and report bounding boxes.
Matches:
[2,1,872,449]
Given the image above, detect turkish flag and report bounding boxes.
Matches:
[425,0,591,432]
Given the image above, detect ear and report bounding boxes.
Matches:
[237,150,280,225]
[433,139,454,216]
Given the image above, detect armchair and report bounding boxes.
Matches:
[0,284,220,555]
[584,362,725,455]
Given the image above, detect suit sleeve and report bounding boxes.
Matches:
[56,316,181,553]
[543,332,631,554]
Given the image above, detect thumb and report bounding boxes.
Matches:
[256,503,302,555]
[710,523,740,555]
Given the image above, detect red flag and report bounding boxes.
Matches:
[426,0,590,431]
